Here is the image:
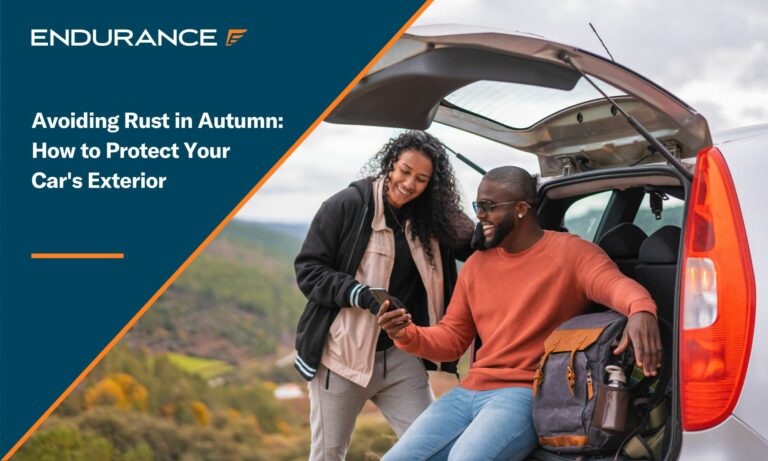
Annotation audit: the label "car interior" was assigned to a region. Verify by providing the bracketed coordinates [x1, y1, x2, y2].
[531, 165, 686, 460]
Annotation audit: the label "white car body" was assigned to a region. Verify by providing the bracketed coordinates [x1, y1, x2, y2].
[679, 126, 768, 460]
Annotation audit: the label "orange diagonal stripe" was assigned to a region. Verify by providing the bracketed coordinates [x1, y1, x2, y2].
[2, 3, 433, 460]
[31, 253, 124, 259]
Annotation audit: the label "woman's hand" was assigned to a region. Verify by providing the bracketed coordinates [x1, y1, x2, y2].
[377, 300, 412, 340]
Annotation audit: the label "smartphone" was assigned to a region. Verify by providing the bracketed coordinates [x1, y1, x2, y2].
[368, 288, 392, 306]
[368, 288, 407, 312]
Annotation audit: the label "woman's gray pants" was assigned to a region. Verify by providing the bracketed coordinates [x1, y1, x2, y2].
[308, 347, 434, 461]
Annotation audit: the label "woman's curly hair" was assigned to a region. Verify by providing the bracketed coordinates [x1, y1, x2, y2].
[363, 130, 473, 262]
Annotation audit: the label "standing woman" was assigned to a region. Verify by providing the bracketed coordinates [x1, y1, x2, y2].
[294, 130, 474, 461]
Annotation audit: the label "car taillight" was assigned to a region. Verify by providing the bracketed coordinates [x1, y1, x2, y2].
[680, 147, 756, 431]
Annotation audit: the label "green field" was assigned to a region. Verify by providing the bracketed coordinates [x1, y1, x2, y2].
[164, 352, 234, 379]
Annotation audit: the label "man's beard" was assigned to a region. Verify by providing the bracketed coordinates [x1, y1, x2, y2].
[485, 213, 515, 248]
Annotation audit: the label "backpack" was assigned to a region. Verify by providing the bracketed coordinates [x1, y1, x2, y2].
[532, 310, 640, 454]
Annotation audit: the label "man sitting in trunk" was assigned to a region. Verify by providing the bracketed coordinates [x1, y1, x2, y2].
[378, 166, 662, 461]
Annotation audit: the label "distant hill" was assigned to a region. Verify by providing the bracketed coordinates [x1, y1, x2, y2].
[222, 219, 306, 259]
[31, 219, 444, 461]
[125, 220, 307, 363]
[256, 221, 310, 241]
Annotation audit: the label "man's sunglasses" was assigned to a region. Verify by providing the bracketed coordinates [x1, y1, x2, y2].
[472, 200, 530, 214]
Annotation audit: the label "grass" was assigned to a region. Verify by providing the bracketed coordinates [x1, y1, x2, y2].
[164, 352, 234, 379]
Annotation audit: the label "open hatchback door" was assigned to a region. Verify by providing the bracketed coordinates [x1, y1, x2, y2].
[328, 25, 711, 178]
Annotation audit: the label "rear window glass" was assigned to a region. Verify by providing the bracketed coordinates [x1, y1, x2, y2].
[443, 77, 625, 129]
[633, 193, 684, 235]
[562, 191, 613, 241]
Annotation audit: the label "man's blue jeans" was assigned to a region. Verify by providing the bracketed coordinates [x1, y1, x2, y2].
[382, 386, 538, 461]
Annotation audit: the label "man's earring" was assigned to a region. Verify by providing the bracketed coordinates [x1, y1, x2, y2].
[518, 213, 524, 218]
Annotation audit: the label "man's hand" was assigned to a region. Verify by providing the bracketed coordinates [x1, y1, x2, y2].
[377, 300, 412, 340]
[613, 312, 663, 377]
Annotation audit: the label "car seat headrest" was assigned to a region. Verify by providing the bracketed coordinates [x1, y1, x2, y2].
[597, 223, 647, 257]
[639, 226, 681, 264]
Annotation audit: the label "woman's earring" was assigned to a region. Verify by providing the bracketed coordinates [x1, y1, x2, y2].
[518, 213, 524, 218]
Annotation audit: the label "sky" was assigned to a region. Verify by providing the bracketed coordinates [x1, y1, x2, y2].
[237, 0, 768, 224]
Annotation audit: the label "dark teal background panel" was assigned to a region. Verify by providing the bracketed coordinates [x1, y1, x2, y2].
[0, 0, 424, 454]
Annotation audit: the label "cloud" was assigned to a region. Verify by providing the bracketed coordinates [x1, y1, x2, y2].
[677, 42, 768, 129]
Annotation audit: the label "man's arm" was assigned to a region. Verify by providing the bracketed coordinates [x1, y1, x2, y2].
[377, 272, 477, 362]
[576, 242, 663, 376]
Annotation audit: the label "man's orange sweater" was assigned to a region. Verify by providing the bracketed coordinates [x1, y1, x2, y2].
[394, 231, 656, 391]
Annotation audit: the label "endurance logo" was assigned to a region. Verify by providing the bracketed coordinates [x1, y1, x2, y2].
[225, 29, 247, 46]
[30, 28, 248, 47]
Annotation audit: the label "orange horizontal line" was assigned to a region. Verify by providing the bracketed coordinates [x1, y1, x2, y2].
[31, 253, 124, 259]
